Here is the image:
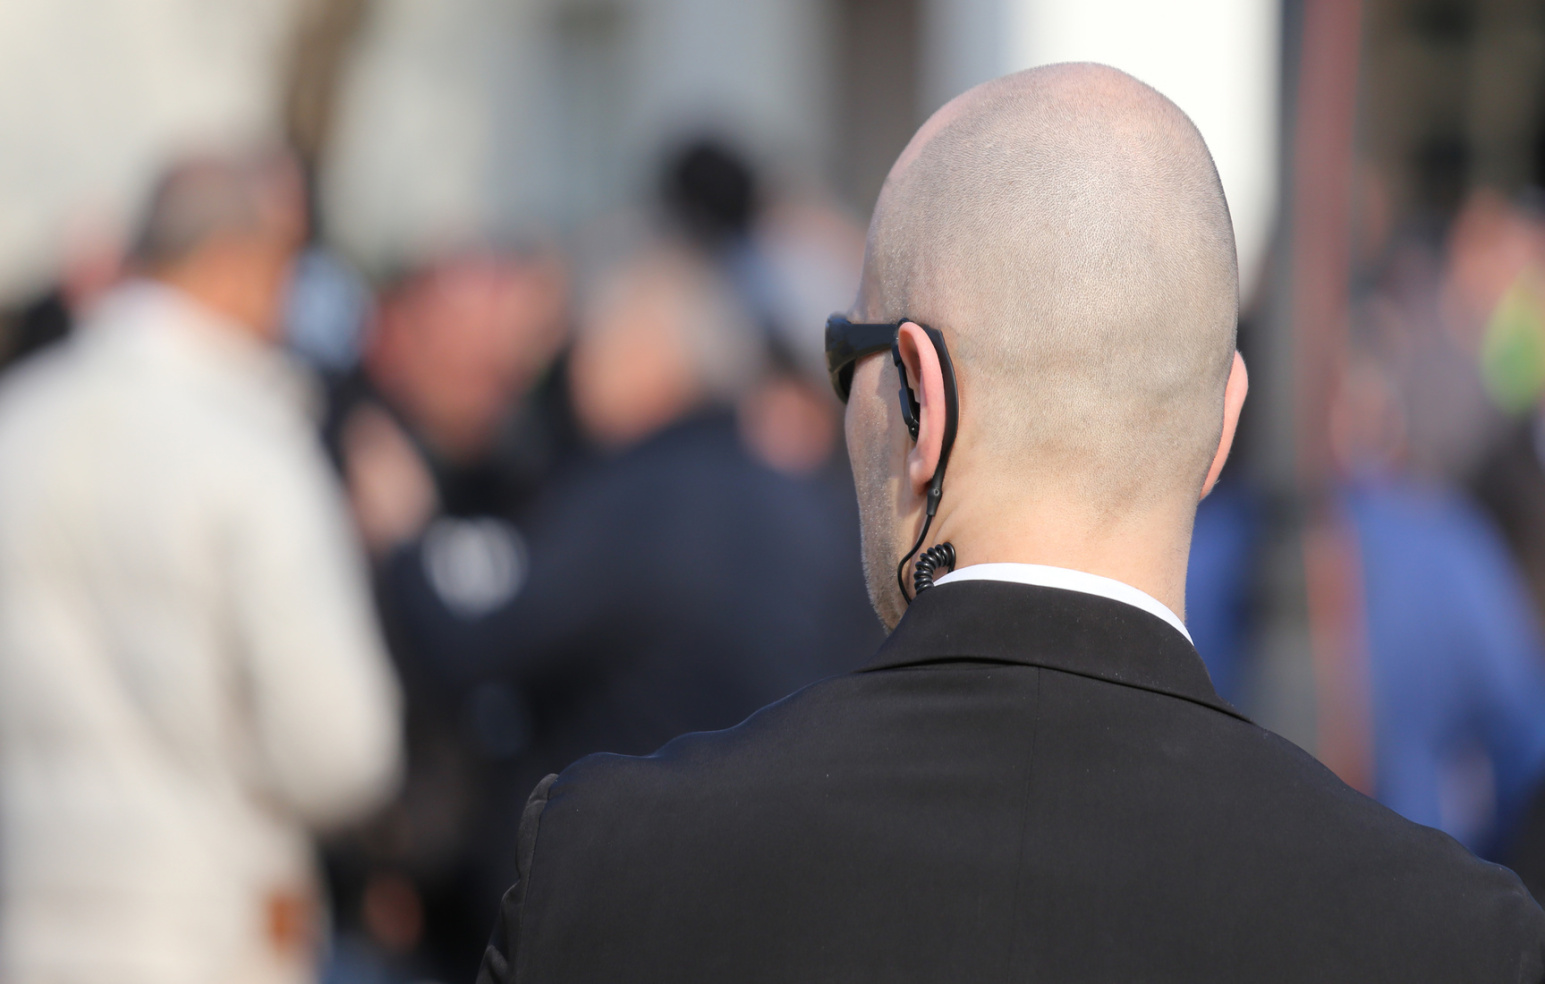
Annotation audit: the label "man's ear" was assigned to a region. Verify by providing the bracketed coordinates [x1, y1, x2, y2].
[896, 321, 947, 497]
[1201, 351, 1249, 499]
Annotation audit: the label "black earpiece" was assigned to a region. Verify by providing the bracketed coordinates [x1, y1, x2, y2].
[893, 345, 922, 441]
[893, 323, 959, 604]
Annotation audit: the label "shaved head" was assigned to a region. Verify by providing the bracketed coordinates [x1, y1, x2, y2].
[860, 63, 1237, 512]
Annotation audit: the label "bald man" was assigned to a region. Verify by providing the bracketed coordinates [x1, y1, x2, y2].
[476, 66, 1545, 983]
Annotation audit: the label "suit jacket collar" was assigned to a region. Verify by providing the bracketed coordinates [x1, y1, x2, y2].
[864, 580, 1248, 722]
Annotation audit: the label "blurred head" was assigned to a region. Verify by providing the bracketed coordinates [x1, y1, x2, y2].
[569, 245, 759, 449]
[1447, 188, 1545, 326]
[366, 250, 568, 462]
[845, 63, 1247, 627]
[660, 139, 759, 249]
[1329, 345, 1407, 479]
[130, 150, 305, 340]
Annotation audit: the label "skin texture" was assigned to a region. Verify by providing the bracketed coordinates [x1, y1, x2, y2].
[846, 64, 1249, 630]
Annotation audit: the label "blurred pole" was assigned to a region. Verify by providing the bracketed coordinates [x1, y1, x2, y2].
[833, 0, 923, 216]
[1293, 0, 1373, 792]
[283, 0, 372, 242]
[1254, 0, 1370, 781]
[285, 0, 372, 169]
[1289, 0, 1359, 489]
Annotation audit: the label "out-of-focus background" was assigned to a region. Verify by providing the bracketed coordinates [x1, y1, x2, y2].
[2, 1, 1545, 983]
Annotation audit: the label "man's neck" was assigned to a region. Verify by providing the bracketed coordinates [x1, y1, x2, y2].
[148, 250, 277, 344]
[932, 494, 1194, 621]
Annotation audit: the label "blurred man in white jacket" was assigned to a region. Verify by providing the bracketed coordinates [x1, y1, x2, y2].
[0, 152, 403, 984]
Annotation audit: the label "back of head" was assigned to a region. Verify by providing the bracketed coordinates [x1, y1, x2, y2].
[126, 150, 304, 340]
[570, 244, 759, 449]
[863, 63, 1238, 511]
[130, 151, 301, 274]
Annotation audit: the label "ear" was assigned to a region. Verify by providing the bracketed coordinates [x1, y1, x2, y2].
[895, 321, 947, 497]
[1201, 351, 1249, 499]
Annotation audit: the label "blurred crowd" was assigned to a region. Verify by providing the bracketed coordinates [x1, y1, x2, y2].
[4, 25, 1545, 984]
[1188, 184, 1545, 883]
[0, 140, 880, 984]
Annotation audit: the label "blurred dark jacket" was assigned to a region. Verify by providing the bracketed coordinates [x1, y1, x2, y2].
[478, 580, 1545, 984]
[385, 410, 880, 907]
[320, 365, 579, 982]
[1474, 414, 1545, 624]
[0, 288, 73, 371]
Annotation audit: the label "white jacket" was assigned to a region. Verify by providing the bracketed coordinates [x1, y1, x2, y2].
[0, 282, 402, 984]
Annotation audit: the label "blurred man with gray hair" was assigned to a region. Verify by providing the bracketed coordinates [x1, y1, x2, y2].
[0, 152, 402, 984]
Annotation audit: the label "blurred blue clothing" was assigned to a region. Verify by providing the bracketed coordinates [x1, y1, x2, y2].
[1349, 480, 1545, 857]
[1186, 479, 1545, 858]
[1185, 485, 1261, 706]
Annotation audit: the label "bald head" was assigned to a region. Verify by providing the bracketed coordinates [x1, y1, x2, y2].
[860, 63, 1238, 510]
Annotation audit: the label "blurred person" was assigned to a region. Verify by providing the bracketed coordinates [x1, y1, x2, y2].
[734, 198, 870, 477]
[1265, 344, 1545, 858]
[654, 137, 875, 714]
[660, 139, 759, 258]
[285, 244, 375, 375]
[1188, 274, 1545, 861]
[568, 247, 752, 449]
[478, 65, 1545, 983]
[1182, 479, 1262, 706]
[0, 151, 403, 984]
[1466, 192, 1545, 618]
[1449, 189, 1545, 418]
[320, 247, 573, 983]
[0, 217, 123, 372]
[1325, 351, 1545, 858]
[1362, 187, 1540, 488]
[736, 363, 842, 476]
[443, 241, 879, 923]
[667, 140, 859, 388]
[345, 249, 571, 504]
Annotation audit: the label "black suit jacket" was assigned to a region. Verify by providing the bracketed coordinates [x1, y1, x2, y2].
[478, 580, 1545, 982]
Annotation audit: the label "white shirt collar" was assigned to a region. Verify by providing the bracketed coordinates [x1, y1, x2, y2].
[934, 562, 1192, 644]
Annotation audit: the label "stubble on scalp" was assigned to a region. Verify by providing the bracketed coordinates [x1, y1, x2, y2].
[853, 406, 906, 629]
[860, 63, 1240, 518]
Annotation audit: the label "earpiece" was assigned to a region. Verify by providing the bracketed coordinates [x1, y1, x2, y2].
[892, 345, 921, 441]
[912, 542, 956, 595]
[893, 323, 959, 603]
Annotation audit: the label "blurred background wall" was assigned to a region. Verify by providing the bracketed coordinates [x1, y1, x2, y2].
[6, 1, 1545, 308]
[0, 0, 1281, 287]
[0, 0, 303, 301]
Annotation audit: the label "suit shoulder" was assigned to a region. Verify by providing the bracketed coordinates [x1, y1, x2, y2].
[1232, 720, 1545, 968]
[545, 669, 862, 814]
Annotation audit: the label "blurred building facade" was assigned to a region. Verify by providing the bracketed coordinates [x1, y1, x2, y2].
[0, 0, 303, 303]
[1362, 0, 1545, 223]
[319, 0, 1280, 287]
[0, 0, 1280, 302]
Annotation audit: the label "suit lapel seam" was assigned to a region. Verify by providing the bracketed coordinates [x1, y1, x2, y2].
[858, 656, 1250, 724]
[1006, 665, 1042, 975]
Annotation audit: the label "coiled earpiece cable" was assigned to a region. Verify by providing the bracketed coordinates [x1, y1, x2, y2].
[892, 323, 960, 604]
